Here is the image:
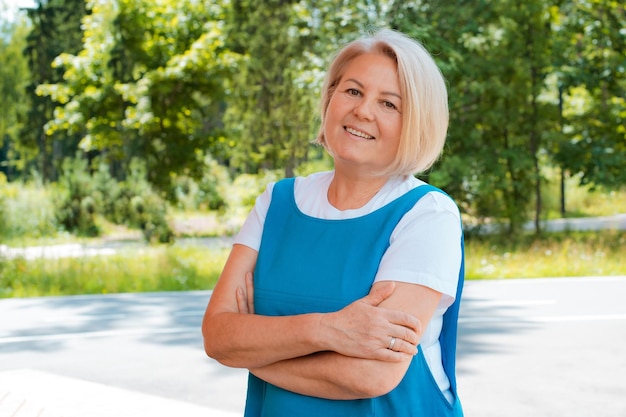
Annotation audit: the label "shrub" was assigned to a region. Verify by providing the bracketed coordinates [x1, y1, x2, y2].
[52, 156, 173, 243]
[54, 156, 100, 236]
[92, 160, 122, 218]
[217, 169, 281, 234]
[113, 159, 174, 244]
[170, 156, 229, 212]
[0, 173, 58, 240]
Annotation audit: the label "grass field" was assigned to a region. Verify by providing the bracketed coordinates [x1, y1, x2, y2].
[465, 231, 625, 279]
[1, 178, 625, 298]
[1, 230, 624, 298]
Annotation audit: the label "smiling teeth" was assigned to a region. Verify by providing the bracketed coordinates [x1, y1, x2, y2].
[346, 127, 374, 140]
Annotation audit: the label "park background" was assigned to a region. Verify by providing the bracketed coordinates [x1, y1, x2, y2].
[0, 0, 625, 298]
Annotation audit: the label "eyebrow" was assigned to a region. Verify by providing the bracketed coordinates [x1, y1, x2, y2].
[345, 78, 402, 100]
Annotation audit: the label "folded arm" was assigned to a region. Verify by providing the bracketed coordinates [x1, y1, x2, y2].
[202, 244, 421, 370]
[246, 280, 442, 399]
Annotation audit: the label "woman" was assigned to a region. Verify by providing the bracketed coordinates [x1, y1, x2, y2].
[202, 29, 464, 416]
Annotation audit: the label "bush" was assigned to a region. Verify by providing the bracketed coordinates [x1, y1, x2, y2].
[0, 173, 58, 240]
[53, 156, 173, 243]
[92, 161, 122, 218]
[54, 156, 100, 236]
[217, 169, 281, 233]
[170, 156, 229, 212]
[113, 159, 174, 244]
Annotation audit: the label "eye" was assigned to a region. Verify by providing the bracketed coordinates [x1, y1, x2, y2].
[346, 88, 361, 96]
[382, 100, 398, 111]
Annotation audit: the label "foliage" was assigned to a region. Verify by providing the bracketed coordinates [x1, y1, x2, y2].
[215, 169, 282, 234]
[54, 156, 100, 236]
[113, 159, 174, 243]
[540, 170, 626, 218]
[0, 245, 228, 297]
[466, 231, 626, 279]
[53, 155, 174, 242]
[0, 173, 58, 240]
[394, 1, 562, 234]
[1, 230, 625, 297]
[36, 0, 240, 193]
[224, 0, 389, 176]
[169, 155, 229, 211]
[20, 0, 87, 181]
[551, 0, 626, 190]
[0, 13, 30, 180]
[0, 0, 624, 238]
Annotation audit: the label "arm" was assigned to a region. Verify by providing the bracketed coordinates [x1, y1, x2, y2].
[244, 281, 442, 399]
[202, 244, 321, 368]
[202, 244, 421, 369]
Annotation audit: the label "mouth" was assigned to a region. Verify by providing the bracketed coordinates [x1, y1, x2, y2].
[345, 126, 375, 140]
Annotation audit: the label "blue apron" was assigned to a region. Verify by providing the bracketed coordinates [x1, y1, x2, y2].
[244, 178, 464, 416]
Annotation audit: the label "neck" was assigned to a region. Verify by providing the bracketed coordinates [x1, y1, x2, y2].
[327, 170, 390, 211]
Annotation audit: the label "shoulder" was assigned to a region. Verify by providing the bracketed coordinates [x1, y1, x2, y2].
[414, 189, 461, 222]
[385, 176, 460, 221]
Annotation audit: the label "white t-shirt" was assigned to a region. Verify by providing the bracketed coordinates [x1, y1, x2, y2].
[234, 171, 462, 402]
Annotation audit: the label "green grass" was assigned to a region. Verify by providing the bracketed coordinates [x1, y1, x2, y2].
[465, 231, 626, 279]
[0, 246, 229, 298]
[1, 231, 624, 298]
[1, 175, 625, 298]
[541, 172, 626, 219]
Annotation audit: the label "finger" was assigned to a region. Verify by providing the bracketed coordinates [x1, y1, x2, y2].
[361, 281, 396, 307]
[245, 272, 255, 314]
[389, 337, 418, 356]
[374, 346, 414, 363]
[388, 311, 422, 337]
[236, 287, 248, 314]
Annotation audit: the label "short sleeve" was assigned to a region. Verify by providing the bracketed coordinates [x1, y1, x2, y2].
[374, 191, 462, 309]
[233, 183, 275, 252]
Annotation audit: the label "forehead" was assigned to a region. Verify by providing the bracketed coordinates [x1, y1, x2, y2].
[340, 53, 400, 90]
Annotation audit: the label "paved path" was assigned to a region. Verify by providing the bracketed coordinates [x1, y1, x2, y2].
[1, 277, 626, 416]
[0, 369, 239, 417]
[457, 276, 626, 416]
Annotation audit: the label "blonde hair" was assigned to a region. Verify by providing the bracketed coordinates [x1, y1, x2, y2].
[315, 29, 449, 176]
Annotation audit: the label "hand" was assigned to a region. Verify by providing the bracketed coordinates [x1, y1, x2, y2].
[320, 281, 421, 362]
[236, 271, 255, 314]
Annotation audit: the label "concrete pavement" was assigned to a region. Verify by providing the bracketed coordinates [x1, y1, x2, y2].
[1, 277, 626, 416]
[0, 369, 239, 417]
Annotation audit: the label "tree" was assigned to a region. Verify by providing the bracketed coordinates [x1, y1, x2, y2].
[552, 0, 626, 191]
[21, 0, 87, 181]
[390, 0, 560, 234]
[38, 0, 240, 191]
[0, 12, 30, 179]
[224, 0, 389, 176]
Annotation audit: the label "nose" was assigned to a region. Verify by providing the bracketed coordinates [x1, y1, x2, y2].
[353, 98, 375, 121]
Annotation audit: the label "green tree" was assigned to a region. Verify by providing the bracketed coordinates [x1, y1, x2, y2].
[225, 0, 320, 176]
[38, 0, 239, 192]
[391, 0, 561, 234]
[0, 12, 30, 179]
[552, 0, 626, 191]
[21, 0, 87, 181]
[224, 0, 388, 176]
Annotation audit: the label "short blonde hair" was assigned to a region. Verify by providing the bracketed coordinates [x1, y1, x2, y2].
[315, 29, 449, 176]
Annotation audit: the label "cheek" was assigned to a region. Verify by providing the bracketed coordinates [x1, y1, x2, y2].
[383, 117, 402, 140]
[324, 103, 346, 137]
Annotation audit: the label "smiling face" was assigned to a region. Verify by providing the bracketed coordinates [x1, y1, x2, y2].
[323, 52, 403, 177]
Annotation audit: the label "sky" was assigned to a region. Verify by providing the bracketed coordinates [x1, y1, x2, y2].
[1, 0, 36, 22]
